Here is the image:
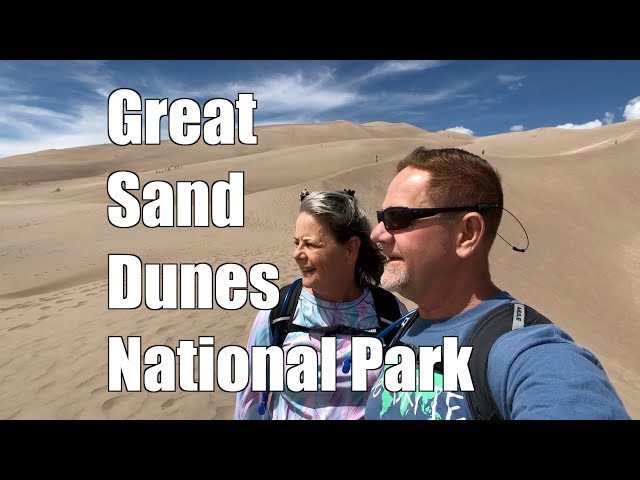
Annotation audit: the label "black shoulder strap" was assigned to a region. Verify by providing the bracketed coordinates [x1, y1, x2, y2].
[268, 282, 403, 347]
[370, 286, 405, 345]
[466, 303, 553, 420]
[370, 286, 402, 327]
[268, 279, 303, 347]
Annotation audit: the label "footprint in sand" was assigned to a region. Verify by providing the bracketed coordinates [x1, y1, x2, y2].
[155, 324, 178, 335]
[8, 322, 35, 331]
[36, 381, 56, 395]
[135, 316, 155, 325]
[91, 386, 104, 396]
[75, 373, 103, 391]
[32, 360, 58, 382]
[101, 395, 126, 414]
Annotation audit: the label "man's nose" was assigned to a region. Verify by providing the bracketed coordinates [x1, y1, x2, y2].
[371, 220, 392, 244]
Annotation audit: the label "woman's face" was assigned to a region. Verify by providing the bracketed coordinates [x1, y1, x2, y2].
[293, 212, 357, 301]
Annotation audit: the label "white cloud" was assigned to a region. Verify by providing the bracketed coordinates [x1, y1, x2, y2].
[217, 70, 472, 121]
[510, 124, 525, 132]
[3, 104, 75, 122]
[556, 120, 603, 129]
[220, 68, 359, 115]
[498, 74, 526, 92]
[0, 77, 20, 93]
[370, 81, 474, 109]
[0, 102, 108, 158]
[0, 61, 121, 158]
[359, 61, 447, 81]
[0, 67, 361, 157]
[497, 74, 526, 84]
[446, 126, 475, 136]
[623, 96, 640, 121]
[64, 61, 115, 98]
[603, 112, 615, 124]
[0, 61, 468, 158]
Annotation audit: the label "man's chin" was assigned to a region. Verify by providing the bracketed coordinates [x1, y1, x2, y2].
[380, 276, 404, 293]
[380, 263, 408, 291]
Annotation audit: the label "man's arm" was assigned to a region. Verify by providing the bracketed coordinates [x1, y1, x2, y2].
[488, 324, 631, 420]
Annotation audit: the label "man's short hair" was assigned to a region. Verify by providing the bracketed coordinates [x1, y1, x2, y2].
[396, 147, 504, 249]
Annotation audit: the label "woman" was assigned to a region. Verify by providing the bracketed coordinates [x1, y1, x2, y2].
[234, 190, 408, 419]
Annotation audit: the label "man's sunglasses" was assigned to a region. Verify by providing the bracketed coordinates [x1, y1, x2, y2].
[376, 204, 502, 231]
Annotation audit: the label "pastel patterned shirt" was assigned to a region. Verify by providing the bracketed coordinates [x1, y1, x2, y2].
[235, 287, 408, 420]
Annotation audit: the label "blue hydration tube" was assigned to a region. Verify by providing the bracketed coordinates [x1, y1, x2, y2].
[258, 390, 268, 416]
[342, 309, 417, 374]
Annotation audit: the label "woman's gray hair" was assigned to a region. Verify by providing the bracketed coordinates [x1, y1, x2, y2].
[300, 190, 385, 288]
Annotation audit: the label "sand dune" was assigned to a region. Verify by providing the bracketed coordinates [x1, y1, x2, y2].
[1, 120, 638, 419]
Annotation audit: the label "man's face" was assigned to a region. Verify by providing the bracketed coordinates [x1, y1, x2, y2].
[371, 166, 458, 302]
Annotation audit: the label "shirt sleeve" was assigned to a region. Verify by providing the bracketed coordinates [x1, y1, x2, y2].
[488, 324, 631, 419]
[234, 309, 272, 420]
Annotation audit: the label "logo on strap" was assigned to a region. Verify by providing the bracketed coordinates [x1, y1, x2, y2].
[511, 303, 525, 330]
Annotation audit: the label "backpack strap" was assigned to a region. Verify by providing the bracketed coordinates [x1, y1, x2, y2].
[259, 278, 304, 415]
[466, 303, 553, 420]
[384, 307, 420, 350]
[370, 286, 405, 345]
[270, 282, 403, 346]
[268, 279, 303, 347]
[370, 286, 401, 327]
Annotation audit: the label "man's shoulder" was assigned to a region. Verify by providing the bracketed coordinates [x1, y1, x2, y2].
[487, 317, 584, 381]
[480, 302, 575, 379]
[491, 321, 569, 353]
[484, 314, 630, 419]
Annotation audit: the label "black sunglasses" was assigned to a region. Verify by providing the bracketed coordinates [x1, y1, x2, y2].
[376, 204, 502, 231]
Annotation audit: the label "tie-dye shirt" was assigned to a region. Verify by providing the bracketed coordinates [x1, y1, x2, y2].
[234, 286, 408, 420]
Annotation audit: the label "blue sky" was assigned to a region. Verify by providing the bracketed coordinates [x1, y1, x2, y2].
[1, 60, 639, 158]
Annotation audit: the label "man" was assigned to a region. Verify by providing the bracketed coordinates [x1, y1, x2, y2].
[364, 147, 630, 420]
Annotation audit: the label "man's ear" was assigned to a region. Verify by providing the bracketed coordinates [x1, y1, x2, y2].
[456, 212, 485, 258]
[345, 235, 361, 264]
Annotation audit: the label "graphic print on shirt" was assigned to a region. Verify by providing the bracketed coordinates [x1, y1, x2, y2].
[369, 366, 469, 420]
